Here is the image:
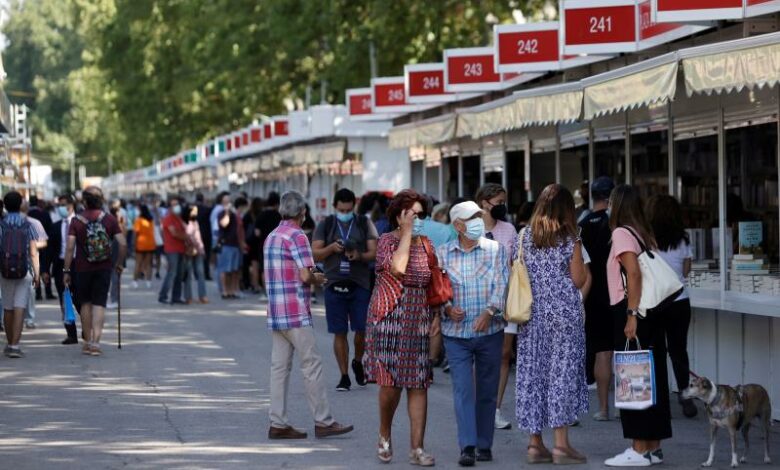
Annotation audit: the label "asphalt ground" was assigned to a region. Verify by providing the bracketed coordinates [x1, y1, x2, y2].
[0, 264, 777, 469]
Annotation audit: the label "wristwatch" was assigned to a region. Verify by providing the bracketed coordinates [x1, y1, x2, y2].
[486, 306, 501, 317]
[626, 308, 639, 317]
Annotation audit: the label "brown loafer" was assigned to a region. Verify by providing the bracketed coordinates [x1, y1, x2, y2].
[315, 421, 354, 438]
[268, 425, 307, 440]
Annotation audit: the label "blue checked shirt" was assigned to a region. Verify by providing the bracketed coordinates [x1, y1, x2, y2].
[437, 237, 509, 339]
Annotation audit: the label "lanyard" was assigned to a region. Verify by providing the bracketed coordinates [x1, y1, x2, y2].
[337, 218, 354, 241]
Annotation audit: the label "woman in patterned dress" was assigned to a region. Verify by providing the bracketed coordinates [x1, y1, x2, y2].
[364, 189, 439, 466]
[515, 184, 589, 465]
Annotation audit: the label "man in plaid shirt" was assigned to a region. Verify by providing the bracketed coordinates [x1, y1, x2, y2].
[436, 201, 509, 466]
[263, 190, 353, 440]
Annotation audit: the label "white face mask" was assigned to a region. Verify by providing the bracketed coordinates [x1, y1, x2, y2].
[464, 218, 485, 241]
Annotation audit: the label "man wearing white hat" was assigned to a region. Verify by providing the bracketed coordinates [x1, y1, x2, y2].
[436, 201, 509, 466]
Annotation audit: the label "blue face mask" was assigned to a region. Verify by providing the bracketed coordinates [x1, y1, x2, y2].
[464, 218, 485, 241]
[336, 212, 354, 223]
[172, 205, 182, 216]
[412, 217, 424, 236]
[57, 206, 69, 218]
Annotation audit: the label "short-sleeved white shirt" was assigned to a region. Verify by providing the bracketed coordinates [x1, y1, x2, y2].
[657, 240, 693, 300]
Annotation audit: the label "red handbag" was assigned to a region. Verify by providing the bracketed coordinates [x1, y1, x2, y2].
[421, 237, 452, 307]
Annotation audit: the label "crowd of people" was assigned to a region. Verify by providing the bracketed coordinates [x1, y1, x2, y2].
[0, 180, 698, 467]
[262, 181, 697, 468]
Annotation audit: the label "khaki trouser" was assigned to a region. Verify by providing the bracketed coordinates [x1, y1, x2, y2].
[269, 327, 334, 428]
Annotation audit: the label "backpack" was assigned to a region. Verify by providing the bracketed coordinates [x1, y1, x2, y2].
[76, 212, 112, 263]
[0, 219, 30, 279]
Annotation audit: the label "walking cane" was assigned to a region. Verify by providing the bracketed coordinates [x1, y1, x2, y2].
[117, 273, 122, 350]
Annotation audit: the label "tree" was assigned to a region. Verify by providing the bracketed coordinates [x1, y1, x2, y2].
[3, 0, 549, 173]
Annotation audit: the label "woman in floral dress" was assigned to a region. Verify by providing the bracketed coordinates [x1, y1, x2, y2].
[515, 184, 589, 465]
[364, 189, 439, 467]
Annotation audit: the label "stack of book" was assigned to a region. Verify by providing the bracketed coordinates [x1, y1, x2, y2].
[730, 254, 769, 276]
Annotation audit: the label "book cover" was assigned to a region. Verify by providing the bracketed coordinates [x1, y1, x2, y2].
[738, 221, 763, 255]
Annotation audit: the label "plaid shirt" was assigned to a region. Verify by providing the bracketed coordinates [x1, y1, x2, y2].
[263, 220, 315, 331]
[437, 237, 509, 339]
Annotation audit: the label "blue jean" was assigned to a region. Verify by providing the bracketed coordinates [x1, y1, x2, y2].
[444, 331, 503, 450]
[183, 255, 207, 300]
[158, 252, 184, 302]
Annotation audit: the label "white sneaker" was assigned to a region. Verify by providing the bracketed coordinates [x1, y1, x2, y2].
[605, 448, 652, 467]
[132, 281, 139, 289]
[648, 449, 663, 465]
[494, 409, 511, 430]
[106, 302, 118, 309]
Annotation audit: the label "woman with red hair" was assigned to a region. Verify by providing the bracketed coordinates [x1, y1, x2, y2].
[364, 189, 439, 466]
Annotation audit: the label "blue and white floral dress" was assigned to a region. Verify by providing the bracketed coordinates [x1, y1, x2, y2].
[515, 229, 588, 434]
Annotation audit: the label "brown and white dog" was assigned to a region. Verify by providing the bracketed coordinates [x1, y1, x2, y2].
[682, 376, 772, 468]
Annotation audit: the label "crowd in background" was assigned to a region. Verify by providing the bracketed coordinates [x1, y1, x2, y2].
[0, 180, 699, 467]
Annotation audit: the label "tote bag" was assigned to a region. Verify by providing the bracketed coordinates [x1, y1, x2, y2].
[505, 228, 532, 324]
[614, 339, 656, 410]
[620, 227, 684, 319]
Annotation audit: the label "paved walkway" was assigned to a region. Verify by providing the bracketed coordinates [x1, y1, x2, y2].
[0, 269, 777, 469]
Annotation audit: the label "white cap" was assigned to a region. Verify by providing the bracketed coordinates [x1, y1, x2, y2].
[449, 201, 483, 223]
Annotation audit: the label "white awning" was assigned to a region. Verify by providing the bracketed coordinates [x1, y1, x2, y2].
[456, 82, 583, 138]
[583, 52, 679, 120]
[681, 31, 780, 96]
[388, 114, 456, 149]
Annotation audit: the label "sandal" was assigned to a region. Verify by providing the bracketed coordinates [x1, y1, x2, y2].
[377, 435, 392, 463]
[409, 448, 435, 467]
[527, 445, 553, 464]
[552, 447, 587, 465]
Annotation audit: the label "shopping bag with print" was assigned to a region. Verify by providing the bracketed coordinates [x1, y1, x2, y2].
[614, 339, 656, 410]
[63, 287, 77, 325]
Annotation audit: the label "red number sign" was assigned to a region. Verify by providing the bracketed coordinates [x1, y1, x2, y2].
[374, 82, 406, 107]
[264, 123, 272, 139]
[565, 5, 635, 46]
[274, 120, 289, 136]
[233, 135, 241, 149]
[408, 69, 446, 96]
[348, 93, 372, 115]
[250, 129, 261, 143]
[496, 28, 559, 67]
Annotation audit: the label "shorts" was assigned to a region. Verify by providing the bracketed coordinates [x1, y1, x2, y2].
[324, 283, 370, 334]
[0, 275, 31, 310]
[217, 246, 241, 273]
[74, 269, 111, 307]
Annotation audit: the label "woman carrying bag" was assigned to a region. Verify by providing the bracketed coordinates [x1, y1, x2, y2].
[513, 184, 589, 465]
[363, 189, 440, 467]
[604, 185, 672, 467]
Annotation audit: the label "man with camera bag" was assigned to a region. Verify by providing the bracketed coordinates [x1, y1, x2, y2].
[312, 188, 378, 392]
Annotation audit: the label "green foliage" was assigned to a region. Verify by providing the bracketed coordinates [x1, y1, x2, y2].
[3, 0, 548, 173]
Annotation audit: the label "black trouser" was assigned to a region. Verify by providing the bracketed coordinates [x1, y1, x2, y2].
[53, 258, 81, 340]
[659, 298, 692, 392]
[203, 242, 212, 280]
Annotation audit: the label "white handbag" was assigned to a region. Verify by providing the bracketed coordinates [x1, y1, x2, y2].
[620, 227, 684, 318]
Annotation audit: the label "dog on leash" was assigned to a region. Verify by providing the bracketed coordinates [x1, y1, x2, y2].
[682, 376, 772, 468]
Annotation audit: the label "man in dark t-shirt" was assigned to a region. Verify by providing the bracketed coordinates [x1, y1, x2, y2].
[256, 192, 282, 296]
[311, 188, 378, 391]
[578, 176, 615, 421]
[64, 186, 126, 357]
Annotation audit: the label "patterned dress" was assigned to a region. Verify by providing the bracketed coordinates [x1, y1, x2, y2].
[515, 229, 588, 434]
[364, 233, 432, 389]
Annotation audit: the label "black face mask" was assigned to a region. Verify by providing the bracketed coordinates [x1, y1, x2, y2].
[490, 204, 507, 221]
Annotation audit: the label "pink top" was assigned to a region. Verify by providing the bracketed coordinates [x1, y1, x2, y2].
[186, 220, 205, 256]
[486, 219, 517, 263]
[607, 227, 643, 306]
